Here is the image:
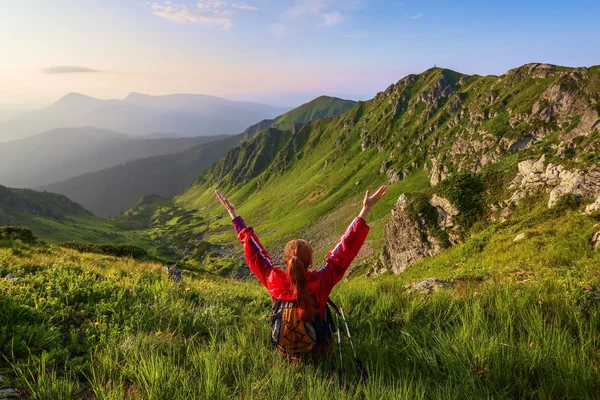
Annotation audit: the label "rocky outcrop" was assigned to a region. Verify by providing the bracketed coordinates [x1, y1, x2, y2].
[592, 227, 600, 250]
[429, 157, 449, 186]
[584, 196, 600, 215]
[530, 71, 600, 140]
[386, 168, 404, 184]
[379, 160, 404, 183]
[429, 194, 460, 244]
[378, 193, 461, 275]
[507, 155, 600, 208]
[378, 195, 444, 274]
[360, 127, 371, 151]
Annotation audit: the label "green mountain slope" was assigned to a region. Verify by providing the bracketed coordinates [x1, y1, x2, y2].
[271, 96, 356, 129]
[41, 96, 356, 218]
[144, 63, 600, 270]
[0, 184, 151, 246]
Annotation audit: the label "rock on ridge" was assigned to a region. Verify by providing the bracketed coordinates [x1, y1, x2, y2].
[377, 195, 444, 275]
[584, 196, 600, 215]
[507, 155, 600, 209]
[592, 227, 600, 250]
[429, 194, 460, 244]
[377, 193, 460, 275]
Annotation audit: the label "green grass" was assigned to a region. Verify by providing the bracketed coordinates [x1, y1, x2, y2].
[30, 215, 149, 244]
[1, 231, 599, 399]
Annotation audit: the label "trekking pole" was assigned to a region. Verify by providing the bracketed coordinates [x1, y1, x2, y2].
[339, 307, 357, 358]
[335, 316, 345, 387]
[339, 306, 369, 383]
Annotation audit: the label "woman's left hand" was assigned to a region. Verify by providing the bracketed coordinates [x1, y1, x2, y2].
[359, 185, 387, 220]
[215, 190, 239, 219]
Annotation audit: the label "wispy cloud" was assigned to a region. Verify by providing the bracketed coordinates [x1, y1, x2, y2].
[232, 2, 258, 11]
[321, 12, 343, 27]
[41, 66, 101, 74]
[149, 1, 257, 29]
[277, 0, 360, 31]
[406, 13, 423, 20]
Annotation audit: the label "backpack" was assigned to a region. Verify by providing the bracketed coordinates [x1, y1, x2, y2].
[270, 298, 334, 353]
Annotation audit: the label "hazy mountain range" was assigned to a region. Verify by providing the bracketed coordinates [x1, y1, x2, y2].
[0, 92, 288, 142]
[0, 127, 228, 188]
[39, 96, 356, 217]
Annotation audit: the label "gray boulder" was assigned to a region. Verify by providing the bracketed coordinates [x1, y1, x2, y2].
[379, 194, 444, 274]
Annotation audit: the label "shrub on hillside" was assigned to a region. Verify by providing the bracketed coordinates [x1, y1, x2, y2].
[436, 172, 485, 229]
[0, 226, 37, 244]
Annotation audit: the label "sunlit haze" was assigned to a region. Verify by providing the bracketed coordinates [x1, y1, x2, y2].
[1, 0, 599, 107]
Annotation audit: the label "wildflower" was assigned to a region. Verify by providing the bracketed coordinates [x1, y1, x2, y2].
[39, 298, 45, 302]
[538, 300, 543, 305]
[584, 285, 593, 292]
[185, 287, 191, 292]
[155, 331, 162, 337]
[94, 321, 100, 327]
[579, 281, 586, 286]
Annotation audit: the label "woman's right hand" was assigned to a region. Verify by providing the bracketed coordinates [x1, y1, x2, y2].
[215, 190, 239, 219]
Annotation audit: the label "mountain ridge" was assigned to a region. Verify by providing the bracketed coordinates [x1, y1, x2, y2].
[0, 127, 229, 188]
[0, 92, 288, 142]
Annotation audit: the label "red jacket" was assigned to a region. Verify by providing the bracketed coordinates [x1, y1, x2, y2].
[233, 216, 370, 318]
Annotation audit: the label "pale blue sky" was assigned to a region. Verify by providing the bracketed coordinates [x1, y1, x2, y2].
[1, 0, 599, 106]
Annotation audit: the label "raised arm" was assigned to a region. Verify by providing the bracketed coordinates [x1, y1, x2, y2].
[216, 190, 274, 288]
[319, 185, 387, 288]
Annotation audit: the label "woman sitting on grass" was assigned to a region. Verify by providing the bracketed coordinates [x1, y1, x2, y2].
[215, 186, 387, 356]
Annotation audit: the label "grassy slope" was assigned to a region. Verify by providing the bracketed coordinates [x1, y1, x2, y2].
[1, 198, 599, 399]
[272, 96, 356, 129]
[158, 119, 426, 267]
[0, 185, 152, 249]
[24, 215, 152, 248]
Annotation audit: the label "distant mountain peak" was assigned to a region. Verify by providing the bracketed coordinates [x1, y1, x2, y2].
[123, 92, 149, 101]
[123, 92, 221, 102]
[55, 92, 96, 104]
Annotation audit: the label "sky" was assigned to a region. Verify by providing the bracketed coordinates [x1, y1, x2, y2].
[1, 0, 599, 108]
